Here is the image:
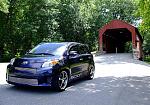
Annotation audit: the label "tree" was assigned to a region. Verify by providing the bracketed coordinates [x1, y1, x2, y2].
[0, 0, 9, 61]
[17, 0, 59, 53]
[58, 0, 86, 42]
[3, 0, 60, 60]
[137, 0, 150, 55]
[0, 0, 9, 13]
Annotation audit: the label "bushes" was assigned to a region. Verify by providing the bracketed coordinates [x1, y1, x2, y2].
[144, 55, 150, 63]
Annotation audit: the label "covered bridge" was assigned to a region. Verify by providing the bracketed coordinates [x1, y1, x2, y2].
[99, 20, 143, 60]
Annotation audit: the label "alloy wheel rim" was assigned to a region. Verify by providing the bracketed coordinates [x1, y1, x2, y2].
[90, 67, 95, 78]
[58, 71, 68, 90]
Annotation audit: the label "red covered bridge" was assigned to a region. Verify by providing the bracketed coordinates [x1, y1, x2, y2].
[99, 20, 143, 60]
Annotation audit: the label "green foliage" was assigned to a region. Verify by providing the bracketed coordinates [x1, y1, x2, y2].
[142, 31, 150, 55]
[137, 0, 150, 55]
[15, 52, 21, 58]
[138, 0, 150, 29]
[0, 0, 9, 13]
[144, 55, 150, 64]
[125, 41, 132, 53]
[0, 0, 140, 62]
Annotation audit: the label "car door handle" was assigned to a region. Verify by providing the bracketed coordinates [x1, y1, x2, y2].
[80, 58, 83, 61]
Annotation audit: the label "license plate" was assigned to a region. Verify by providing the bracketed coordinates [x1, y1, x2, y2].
[8, 76, 38, 86]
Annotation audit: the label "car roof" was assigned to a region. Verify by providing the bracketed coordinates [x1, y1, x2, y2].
[39, 42, 82, 47]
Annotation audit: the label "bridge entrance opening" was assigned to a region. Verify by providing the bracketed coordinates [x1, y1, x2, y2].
[103, 28, 132, 53]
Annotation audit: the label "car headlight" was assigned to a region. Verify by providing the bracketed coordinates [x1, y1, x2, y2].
[10, 58, 15, 65]
[42, 60, 59, 68]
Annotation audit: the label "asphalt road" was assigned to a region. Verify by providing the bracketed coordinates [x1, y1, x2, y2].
[0, 53, 150, 105]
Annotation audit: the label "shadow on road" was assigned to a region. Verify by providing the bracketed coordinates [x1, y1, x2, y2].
[1, 76, 150, 105]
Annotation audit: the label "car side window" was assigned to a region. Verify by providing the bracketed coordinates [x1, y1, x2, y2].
[69, 45, 79, 54]
[79, 45, 90, 54]
[84, 45, 90, 54]
[79, 45, 84, 54]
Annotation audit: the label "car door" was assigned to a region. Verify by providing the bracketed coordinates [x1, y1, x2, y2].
[78, 45, 91, 75]
[68, 44, 83, 79]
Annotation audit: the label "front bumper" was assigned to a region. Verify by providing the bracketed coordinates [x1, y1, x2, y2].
[6, 66, 53, 86]
[7, 76, 39, 86]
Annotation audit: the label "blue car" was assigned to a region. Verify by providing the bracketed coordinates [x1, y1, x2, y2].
[6, 42, 95, 91]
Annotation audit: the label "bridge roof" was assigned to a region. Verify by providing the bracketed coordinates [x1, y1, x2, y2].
[99, 20, 143, 42]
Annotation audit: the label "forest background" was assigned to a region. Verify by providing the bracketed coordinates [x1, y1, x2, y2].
[0, 0, 149, 62]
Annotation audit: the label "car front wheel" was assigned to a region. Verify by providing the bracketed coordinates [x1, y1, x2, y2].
[52, 70, 69, 91]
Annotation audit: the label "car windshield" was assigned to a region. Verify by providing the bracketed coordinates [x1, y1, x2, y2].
[28, 43, 67, 56]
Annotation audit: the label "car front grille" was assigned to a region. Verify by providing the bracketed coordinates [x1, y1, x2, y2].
[15, 67, 37, 74]
[8, 76, 38, 86]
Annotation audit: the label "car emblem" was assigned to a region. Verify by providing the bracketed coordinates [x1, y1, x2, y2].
[22, 61, 28, 65]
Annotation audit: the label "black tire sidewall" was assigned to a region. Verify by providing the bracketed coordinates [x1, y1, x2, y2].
[51, 70, 68, 91]
[87, 65, 95, 80]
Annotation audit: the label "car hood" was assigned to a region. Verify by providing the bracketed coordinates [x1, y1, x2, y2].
[13, 55, 61, 68]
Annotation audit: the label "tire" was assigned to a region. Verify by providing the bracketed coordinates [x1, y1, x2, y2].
[86, 65, 95, 80]
[52, 70, 69, 91]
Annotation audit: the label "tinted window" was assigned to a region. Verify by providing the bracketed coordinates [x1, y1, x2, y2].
[69, 45, 79, 54]
[79, 45, 90, 54]
[29, 43, 67, 56]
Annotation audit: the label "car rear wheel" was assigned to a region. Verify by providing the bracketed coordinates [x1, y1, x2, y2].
[86, 65, 95, 80]
[52, 70, 69, 91]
